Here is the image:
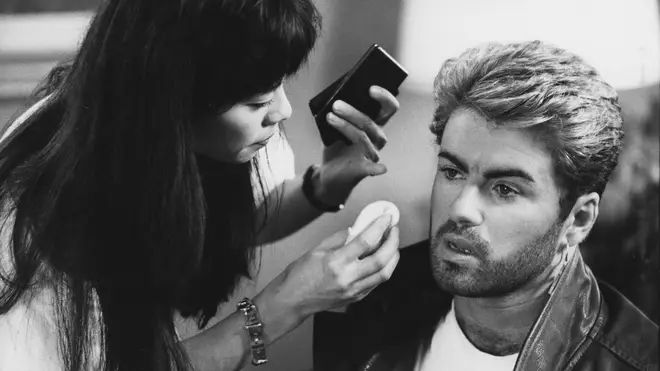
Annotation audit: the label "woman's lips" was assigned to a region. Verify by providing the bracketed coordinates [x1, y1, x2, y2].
[255, 133, 276, 146]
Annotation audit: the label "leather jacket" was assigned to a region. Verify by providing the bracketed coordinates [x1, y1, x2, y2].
[329, 240, 658, 371]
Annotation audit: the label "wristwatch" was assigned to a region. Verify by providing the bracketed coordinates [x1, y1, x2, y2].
[237, 298, 268, 366]
[302, 164, 345, 213]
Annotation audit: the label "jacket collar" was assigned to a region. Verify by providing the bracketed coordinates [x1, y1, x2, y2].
[513, 247, 606, 370]
[364, 246, 607, 371]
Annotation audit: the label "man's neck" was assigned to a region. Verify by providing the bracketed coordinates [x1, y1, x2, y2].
[453, 290, 549, 356]
[452, 249, 573, 356]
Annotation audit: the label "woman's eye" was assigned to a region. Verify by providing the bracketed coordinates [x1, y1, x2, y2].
[249, 100, 273, 109]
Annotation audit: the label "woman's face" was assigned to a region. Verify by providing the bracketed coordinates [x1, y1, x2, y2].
[193, 84, 292, 163]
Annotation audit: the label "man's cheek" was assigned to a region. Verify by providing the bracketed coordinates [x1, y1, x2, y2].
[430, 209, 449, 238]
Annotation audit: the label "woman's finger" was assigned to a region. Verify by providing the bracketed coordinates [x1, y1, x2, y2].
[344, 144, 388, 177]
[369, 85, 400, 126]
[352, 225, 400, 281]
[338, 214, 394, 263]
[327, 112, 380, 162]
[352, 286, 376, 303]
[331, 100, 387, 150]
[360, 160, 387, 177]
[351, 249, 400, 295]
[316, 228, 352, 252]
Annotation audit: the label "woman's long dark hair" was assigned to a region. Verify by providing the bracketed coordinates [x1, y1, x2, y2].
[0, 0, 320, 370]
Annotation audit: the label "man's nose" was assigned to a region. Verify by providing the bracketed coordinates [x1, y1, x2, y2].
[448, 184, 484, 228]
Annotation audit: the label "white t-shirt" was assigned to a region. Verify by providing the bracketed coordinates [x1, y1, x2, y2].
[0, 96, 296, 370]
[417, 301, 519, 371]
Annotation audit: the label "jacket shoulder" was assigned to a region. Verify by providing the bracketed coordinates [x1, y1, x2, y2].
[590, 281, 658, 370]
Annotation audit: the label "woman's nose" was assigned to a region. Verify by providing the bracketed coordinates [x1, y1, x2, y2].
[268, 86, 292, 124]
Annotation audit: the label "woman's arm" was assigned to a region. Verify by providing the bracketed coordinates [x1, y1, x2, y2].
[255, 174, 323, 245]
[181, 291, 300, 371]
[183, 217, 400, 371]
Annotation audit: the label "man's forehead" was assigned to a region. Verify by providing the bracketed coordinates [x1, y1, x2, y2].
[440, 109, 554, 181]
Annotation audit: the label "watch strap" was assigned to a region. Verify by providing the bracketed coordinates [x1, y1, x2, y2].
[302, 164, 344, 213]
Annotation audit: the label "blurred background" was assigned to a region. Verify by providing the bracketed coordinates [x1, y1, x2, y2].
[1, 1, 658, 370]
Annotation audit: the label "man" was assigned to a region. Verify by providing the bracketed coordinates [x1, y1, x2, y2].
[349, 41, 658, 371]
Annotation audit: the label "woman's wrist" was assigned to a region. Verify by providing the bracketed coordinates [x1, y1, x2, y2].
[303, 164, 346, 211]
[251, 288, 306, 347]
[236, 298, 268, 365]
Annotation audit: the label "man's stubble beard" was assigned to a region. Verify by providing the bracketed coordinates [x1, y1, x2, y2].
[430, 219, 563, 298]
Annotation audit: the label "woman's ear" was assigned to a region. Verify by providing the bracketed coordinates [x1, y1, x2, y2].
[565, 192, 600, 247]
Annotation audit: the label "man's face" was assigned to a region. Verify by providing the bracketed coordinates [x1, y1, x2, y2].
[430, 108, 565, 297]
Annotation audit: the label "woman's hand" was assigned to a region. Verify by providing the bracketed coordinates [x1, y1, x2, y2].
[315, 86, 400, 206]
[255, 213, 400, 332]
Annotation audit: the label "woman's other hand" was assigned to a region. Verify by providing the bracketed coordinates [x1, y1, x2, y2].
[316, 86, 400, 206]
[254, 213, 400, 334]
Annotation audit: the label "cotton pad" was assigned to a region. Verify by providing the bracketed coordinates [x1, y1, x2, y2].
[346, 200, 400, 244]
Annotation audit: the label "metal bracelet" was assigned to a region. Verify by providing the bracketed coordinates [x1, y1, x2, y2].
[237, 298, 268, 366]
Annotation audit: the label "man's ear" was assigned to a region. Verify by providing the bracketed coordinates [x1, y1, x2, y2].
[564, 192, 600, 247]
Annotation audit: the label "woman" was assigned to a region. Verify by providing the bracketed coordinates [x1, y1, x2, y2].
[0, 0, 401, 370]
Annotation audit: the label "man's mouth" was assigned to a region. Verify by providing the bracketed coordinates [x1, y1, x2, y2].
[444, 233, 477, 256]
[448, 241, 471, 254]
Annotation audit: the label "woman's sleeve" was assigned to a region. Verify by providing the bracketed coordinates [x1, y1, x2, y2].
[0, 212, 65, 371]
[0, 294, 65, 371]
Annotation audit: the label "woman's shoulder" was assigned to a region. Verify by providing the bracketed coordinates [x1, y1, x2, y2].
[0, 281, 62, 370]
[0, 94, 54, 145]
[0, 205, 17, 282]
[0, 210, 102, 370]
[0, 218, 63, 369]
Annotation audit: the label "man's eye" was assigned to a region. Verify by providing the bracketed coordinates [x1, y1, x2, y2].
[493, 184, 519, 199]
[440, 167, 463, 180]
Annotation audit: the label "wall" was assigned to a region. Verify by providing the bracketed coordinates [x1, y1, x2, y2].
[0, 0, 101, 13]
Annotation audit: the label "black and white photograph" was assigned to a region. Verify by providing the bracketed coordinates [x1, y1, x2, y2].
[0, 1, 658, 370]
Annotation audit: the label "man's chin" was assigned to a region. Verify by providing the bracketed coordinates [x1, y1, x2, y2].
[433, 263, 473, 294]
[434, 270, 527, 298]
[436, 280, 492, 298]
[432, 263, 492, 297]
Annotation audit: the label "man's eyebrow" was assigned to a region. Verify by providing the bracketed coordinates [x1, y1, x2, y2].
[438, 150, 468, 172]
[483, 168, 536, 184]
[438, 149, 536, 184]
